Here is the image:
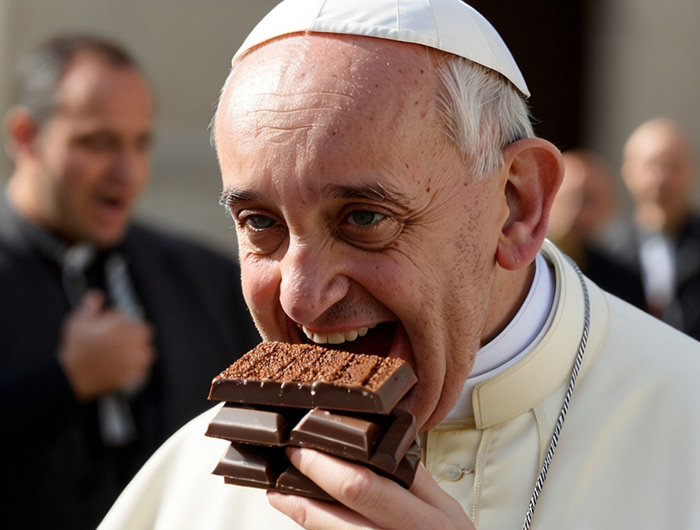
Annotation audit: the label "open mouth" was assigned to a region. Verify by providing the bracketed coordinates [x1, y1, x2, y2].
[300, 322, 397, 357]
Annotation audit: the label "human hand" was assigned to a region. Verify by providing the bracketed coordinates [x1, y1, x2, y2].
[267, 447, 475, 530]
[58, 290, 156, 401]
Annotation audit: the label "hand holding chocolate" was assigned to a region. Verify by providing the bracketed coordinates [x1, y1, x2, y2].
[205, 341, 420, 501]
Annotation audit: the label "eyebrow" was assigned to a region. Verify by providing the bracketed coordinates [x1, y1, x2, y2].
[219, 187, 256, 209]
[219, 182, 410, 209]
[322, 183, 409, 204]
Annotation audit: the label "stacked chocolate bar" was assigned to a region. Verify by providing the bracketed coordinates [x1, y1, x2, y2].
[205, 341, 420, 501]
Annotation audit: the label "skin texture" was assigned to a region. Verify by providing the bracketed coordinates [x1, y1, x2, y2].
[622, 118, 697, 235]
[4, 52, 156, 400]
[216, 34, 562, 529]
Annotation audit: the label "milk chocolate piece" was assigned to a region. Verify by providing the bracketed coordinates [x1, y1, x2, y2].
[205, 404, 299, 446]
[213, 444, 283, 487]
[288, 408, 385, 461]
[390, 441, 422, 488]
[208, 342, 417, 413]
[369, 408, 417, 474]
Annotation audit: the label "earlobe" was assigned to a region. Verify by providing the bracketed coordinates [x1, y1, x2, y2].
[497, 138, 563, 271]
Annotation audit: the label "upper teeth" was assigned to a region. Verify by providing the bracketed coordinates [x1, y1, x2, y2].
[302, 325, 371, 345]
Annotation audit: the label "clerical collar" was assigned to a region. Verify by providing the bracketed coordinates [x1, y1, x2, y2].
[446, 252, 556, 419]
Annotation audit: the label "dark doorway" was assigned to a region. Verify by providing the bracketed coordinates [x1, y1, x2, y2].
[466, 1, 587, 151]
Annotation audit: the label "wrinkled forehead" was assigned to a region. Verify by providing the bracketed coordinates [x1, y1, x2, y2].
[234, 33, 434, 93]
[218, 34, 439, 140]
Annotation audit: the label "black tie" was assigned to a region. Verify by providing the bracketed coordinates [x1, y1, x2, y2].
[63, 245, 145, 446]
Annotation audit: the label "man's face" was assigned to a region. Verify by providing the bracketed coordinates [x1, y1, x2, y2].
[33, 53, 153, 247]
[216, 36, 510, 431]
[623, 123, 696, 218]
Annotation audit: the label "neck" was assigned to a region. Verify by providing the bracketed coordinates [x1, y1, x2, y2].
[481, 261, 537, 347]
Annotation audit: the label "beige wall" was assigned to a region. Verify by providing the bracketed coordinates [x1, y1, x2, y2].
[2, 0, 700, 251]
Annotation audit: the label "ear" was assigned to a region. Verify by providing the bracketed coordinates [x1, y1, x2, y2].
[4, 107, 40, 162]
[497, 138, 563, 270]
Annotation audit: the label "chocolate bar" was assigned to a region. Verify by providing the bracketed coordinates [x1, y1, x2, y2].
[212, 437, 420, 495]
[208, 342, 417, 414]
[206, 342, 420, 501]
[207, 404, 416, 475]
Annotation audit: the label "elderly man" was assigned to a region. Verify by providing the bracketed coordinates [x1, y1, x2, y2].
[98, 1, 700, 529]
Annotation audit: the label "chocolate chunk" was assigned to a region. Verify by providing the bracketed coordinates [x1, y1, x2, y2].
[369, 408, 417, 474]
[206, 404, 298, 446]
[288, 408, 385, 461]
[213, 444, 284, 487]
[390, 441, 422, 488]
[208, 342, 417, 414]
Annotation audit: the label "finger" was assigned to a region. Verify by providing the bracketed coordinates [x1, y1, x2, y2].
[285, 447, 458, 530]
[267, 491, 374, 530]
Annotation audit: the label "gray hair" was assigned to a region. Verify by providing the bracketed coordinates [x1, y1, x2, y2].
[14, 33, 141, 125]
[435, 56, 534, 178]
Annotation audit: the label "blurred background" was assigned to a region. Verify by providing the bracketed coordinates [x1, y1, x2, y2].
[1, 0, 699, 253]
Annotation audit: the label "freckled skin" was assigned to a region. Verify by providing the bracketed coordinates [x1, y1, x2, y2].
[215, 34, 527, 432]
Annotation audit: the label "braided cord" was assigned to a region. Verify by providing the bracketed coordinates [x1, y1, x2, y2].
[521, 258, 590, 530]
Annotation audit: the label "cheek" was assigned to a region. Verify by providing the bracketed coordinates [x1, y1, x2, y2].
[240, 259, 280, 316]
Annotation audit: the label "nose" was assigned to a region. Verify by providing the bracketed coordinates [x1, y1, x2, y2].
[111, 145, 150, 183]
[278, 238, 350, 325]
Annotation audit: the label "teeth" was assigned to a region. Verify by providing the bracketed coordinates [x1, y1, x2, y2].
[302, 325, 372, 345]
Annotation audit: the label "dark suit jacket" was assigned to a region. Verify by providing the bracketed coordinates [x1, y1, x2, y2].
[0, 193, 259, 529]
[603, 214, 700, 341]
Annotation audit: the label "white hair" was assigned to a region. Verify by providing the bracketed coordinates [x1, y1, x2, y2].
[435, 56, 534, 178]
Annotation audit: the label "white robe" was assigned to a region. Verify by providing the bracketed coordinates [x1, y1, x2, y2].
[98, 241, 700, 529]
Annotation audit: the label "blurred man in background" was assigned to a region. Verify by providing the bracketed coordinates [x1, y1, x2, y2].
[0, 34, 258, 529]
[605, 118, 700, 339]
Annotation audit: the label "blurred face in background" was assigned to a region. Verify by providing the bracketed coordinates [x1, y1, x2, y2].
[622, 119, 696, 232]
[17, 52, 154, 248]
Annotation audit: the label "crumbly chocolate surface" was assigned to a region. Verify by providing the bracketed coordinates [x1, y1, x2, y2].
[208, 342, 417, 414]
[218, 342, 406, 389]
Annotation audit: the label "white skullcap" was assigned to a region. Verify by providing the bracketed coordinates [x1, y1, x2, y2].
[232, 0, 529, 97]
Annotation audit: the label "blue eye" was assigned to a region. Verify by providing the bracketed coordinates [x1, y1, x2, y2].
[246, 214, 276, 230]
[350, 210, 384, 227]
